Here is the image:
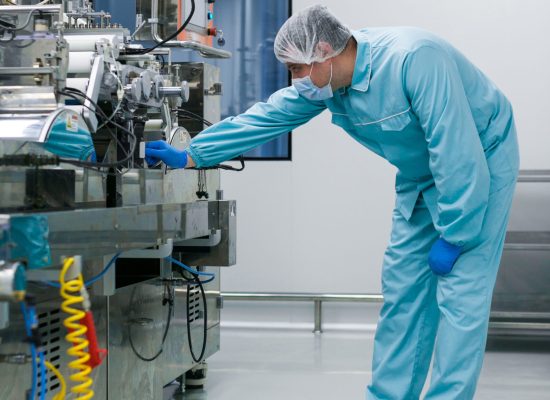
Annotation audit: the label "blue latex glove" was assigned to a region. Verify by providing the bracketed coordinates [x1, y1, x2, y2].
[145, 140, 188, 168]
[428, 238, 462, 276]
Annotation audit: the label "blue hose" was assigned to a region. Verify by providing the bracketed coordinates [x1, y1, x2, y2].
[167, 257, 216, 281]
[20, 302, 37, 400]
[42, 253, 120, 288]
[27, 305, 46, 400]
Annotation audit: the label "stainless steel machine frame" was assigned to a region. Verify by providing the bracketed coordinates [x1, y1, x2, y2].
[0, 1, 236, 399]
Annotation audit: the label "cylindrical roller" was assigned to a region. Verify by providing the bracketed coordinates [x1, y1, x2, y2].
[66, 78, 89, 93]
[144, 119, 164, 132]
[68, 51, 95, 74]
[158, 81, 190, 101]
[65, 34, 119, 52]
[0, 262, 25, 301]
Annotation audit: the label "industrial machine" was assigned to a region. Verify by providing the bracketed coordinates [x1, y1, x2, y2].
[0, 1, 237, 398]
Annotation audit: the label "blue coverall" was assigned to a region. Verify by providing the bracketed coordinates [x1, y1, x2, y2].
[188, 27, 520, 399]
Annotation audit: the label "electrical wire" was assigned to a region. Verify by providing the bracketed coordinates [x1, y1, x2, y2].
[128, 281, 174, 362]
[176, 109, 213, 127]
[167, 257, 215, 281]
[63, 92, 127, 155]
[62, 87, 135, 137]
[58, 88, 137, 169]
[135, 0, 195, 54]
[44, 360, 67, 400]
[174, 110, 246, 172]
[41, 253, 120, 289]
[177, 270, 208, 363]
[11, 8, 40, 32]
[26, 302, 46, 400]
[20, 301, 37, 400]
[59, 257, 94, 400]
[83, 253, 120, 286]
[189, 276, 207, 362]
[29, 345, 38, 400]
[96, 49, 125, 131]
[63, 86, 134, 146]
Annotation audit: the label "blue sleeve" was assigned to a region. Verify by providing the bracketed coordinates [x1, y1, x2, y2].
[187, 86, 326, 167]
[403, 45, 490, 247]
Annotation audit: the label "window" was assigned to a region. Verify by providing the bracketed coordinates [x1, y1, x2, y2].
[209, 0, 292, 159]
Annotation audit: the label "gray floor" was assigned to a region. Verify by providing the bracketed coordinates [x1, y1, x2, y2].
[167, 326, 550, 400]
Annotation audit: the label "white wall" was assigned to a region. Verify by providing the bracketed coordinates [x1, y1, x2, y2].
[219, 0, 550, 295]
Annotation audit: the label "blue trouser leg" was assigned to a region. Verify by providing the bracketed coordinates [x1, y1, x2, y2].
[424, 179, 517, 399]
[367, 197, 440, 400]
[368, 179, 517, 400]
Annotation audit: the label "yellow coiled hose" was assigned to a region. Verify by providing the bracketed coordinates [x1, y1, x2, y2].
[59, 257, 94, 399]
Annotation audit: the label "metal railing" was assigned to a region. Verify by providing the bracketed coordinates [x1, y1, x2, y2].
[221, 292, 550, 334]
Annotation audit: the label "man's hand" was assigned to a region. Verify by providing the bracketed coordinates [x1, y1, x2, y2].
[428, 238, 462, 276]
[145, 140, 188, 168]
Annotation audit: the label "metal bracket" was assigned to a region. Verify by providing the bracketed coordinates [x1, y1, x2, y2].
[175, 230, 221, 247]
[119, 238, 173, 259]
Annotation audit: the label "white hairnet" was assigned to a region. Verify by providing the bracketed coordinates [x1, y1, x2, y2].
[274, 5, 352, 65]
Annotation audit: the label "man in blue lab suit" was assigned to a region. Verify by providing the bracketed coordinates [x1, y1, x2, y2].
[146, 5, 519, 399]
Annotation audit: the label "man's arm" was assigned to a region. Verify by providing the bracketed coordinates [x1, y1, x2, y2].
[187, 86, 326, 168]
[403, 44, 490, 247]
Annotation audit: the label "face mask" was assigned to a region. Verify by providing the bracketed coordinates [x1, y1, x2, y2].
[292, 62, 333, 101]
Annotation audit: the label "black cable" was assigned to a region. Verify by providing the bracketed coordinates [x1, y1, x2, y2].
[175, 268, 208, 362]
[0, 18, 15, 29]
[136, 0, 195, 54]
[128, 282, 174, 362]
[175, 109, 246, 172]
[198, 157, 245, 172]
[184, 273, 208, 363]
[57, 89, 137, 169]
[60, 90, 129, 157]
[176, 109, 213, 127]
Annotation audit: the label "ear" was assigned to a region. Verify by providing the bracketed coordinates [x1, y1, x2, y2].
[316, 41, 334, 58]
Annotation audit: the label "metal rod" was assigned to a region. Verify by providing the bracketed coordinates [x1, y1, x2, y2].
[313, 300, 323, 333]
[517, 169, 550, 183]
[222, 292, 384, 303]
[156, 41, 232, 59]
[489, 322, 550, 330]
[0, 67, 54, 75]
[503, 244, 550, 251]
[221, 292, 550, 333]
[490, 311, 550, 320]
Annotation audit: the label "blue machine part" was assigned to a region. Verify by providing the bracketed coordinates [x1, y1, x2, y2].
[43, 109, 96, 161]
[0, 219, 10, 261]
[13, 263, 26, 292]
[9, 216, 51, 270]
